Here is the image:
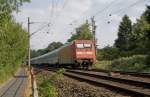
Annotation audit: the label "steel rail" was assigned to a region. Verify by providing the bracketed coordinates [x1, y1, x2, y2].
[91, 69, 150, 78]
[64, 70, 150, 97]
[34, 66, 150, 97]
[67, 70, 150, 87]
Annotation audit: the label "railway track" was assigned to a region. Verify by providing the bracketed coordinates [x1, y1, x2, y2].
[64, 69, 150, 97]
[35, 66, 150, 97]
[90, 69, 150, 78]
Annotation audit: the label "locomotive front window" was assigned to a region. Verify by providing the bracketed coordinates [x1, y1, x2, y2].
[84, 44, 92, 48]
[76, 43, 92, 48]
[76, 44, 84, 48]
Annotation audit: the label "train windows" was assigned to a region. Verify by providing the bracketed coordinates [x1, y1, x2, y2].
[76, 44, 84, 48]
[84, 44, 92, 48]
[76, 43, 92, 48]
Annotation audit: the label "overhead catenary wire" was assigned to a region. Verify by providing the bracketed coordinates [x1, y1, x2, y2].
[30, 0, 68, 36]
[30, 22, 51, 37]
[69, 0, 119, 27]
[34, 0, 60, 35]
[93, 0, 118, 17]
[31, 0, 149, 37]
[50, 0, 69, 29]
[72, 0, 148, 25]
[105, 0, 148, 24]
[46, 0, 62, 33]
[111, 0, 147, 15]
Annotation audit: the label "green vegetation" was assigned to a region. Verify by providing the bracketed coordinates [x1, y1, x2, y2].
[144, 6, 150, 65]
[110, 55, 149, 72]
[37, 69, 65, 97]
[38, 75, 58, 97]
[95, 55, 150, 73]
[67, 20, 93, 42]
[31, 42, 63, 58]
[115, 15, 132, 51]
[0, 0, 30, 85]
[95, 61, 112, 70]
[96, 6, 150, 73]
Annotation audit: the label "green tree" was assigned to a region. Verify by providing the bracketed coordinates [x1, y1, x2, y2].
[47, 42, 63, 52]
[0, 0, 30, 83]
[31, 42, 63, 58]
[131, 16, 149, 54]
[115, 15, 132, 51]
[67, 21, 93, 42]
[97, 46, 119, 61]
[143, 6, 150, 65]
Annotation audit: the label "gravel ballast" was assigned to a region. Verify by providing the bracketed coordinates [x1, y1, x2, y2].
[35, 69, 132, 97]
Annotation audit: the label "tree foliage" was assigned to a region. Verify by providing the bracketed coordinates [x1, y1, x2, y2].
[67, 21, 93, 42]
[143, 6, 150, 65]
[98, 6, 150, 65]
[115, 15, 132, 51]
[0, 0, 30, 83]
[47, 42, 63, 52]
[31, 42, 63, 58]
[97, 46, 119, 61]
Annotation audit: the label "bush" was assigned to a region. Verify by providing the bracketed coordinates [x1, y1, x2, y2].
[110, 55, 149, 72]
[51, 68, 65, 80]
[0, 20, 28, 85]
[37, 69, 65, 97]
[38, 77, 58, 97]
[94, 61, 112, 70]
[97, 46, 119, 61]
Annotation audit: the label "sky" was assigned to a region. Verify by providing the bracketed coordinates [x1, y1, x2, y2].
[13, 0, 150, 50]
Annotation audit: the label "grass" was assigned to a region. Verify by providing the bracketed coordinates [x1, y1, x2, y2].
[95, 55, 150, 73]
[37, 68, 65, 97]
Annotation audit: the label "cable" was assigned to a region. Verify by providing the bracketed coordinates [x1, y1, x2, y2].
[49, 0, 55, 25]
[94, 0, 117, 17]
[49, 0, 69, 30]
[46, 0, 59, 34]
[111, 0, 146, 15]
[30, 23, 51, 37]
[30, 0, 61, 36]
[69, 0, 119, 27]
[62, 0, 69, 10]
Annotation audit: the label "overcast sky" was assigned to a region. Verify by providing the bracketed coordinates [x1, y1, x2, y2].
[13, 0, 150, 50]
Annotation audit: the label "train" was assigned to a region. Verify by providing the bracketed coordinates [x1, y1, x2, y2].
[31, 40, 96, 69]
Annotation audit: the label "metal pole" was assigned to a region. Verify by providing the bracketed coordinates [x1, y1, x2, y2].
[91, 17, 97, 57]
[28, 17, 31, 70]
[28, 17, 38, 97]
[28, 17, 33, 96]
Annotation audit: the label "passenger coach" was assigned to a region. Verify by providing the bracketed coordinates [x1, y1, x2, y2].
[31, 40, 96, 68]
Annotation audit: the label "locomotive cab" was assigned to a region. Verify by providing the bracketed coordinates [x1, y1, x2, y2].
[74, 40, 96, 69]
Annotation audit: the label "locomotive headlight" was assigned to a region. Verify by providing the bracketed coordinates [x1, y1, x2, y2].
[86, 52, 93, 54]
[76, 52, 83, 54]
[76, 52, 93, 55]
